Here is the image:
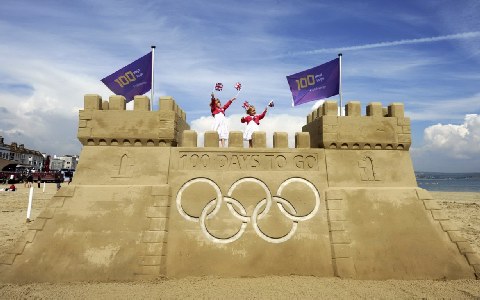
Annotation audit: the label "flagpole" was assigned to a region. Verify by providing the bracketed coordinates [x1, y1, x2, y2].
[151, 45, 156, 110]
[338, 53, 343, 116]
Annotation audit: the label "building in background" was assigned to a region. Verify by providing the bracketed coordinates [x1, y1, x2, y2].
[0, 136, 44, 170]
[0, 136, 80, 172]
[57, 155, 78, 170]
[0, 136, 9, 161]
[50, 155, 79, 171]
[49, 157, 65, 171]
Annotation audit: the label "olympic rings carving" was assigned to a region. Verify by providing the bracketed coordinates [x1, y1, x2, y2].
[176, 177, 320, 244]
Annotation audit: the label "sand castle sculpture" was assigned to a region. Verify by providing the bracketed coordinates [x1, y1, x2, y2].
[1, 94, 479, 282]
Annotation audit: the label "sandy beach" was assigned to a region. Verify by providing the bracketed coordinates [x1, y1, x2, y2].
[0, 184, 479, 299]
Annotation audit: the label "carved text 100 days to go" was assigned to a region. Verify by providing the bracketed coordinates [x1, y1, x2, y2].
[177, 152, 319, 171]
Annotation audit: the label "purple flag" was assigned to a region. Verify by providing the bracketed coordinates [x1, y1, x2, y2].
[101, 52, 152, 102]
[286, 58, 339, 106]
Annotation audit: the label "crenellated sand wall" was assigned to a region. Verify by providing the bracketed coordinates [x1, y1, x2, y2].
[0, 94, 478, 282]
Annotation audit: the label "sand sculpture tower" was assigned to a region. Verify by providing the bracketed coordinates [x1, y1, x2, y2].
[0, 95, 478, 282]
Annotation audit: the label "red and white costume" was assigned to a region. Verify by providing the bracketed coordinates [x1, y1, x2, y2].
[211, 99, 233, 140]
[241, 108, 267, 141]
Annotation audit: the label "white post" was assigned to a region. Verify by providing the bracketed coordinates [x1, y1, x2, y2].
[43, 181, 46, 193]
[150, 45, 156, 110]
[26, 186, 34, 222]
[338, 53, 343, 116]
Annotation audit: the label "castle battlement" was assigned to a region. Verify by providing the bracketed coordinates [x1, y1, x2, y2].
[78, 94, 189, 147]
[78, 95, 411, 151]
[303, 100, 411, 150]
[181, 130, 311, 148]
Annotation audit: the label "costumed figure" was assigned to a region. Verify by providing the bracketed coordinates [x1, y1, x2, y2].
[241, 100, 274, 148]
[210, 92, 236, 147]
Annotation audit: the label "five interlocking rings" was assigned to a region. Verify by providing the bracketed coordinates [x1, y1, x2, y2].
[176, 177, 320, 244]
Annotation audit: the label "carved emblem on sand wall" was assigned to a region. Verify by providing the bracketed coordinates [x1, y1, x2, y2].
[358, 154, 382, 181]
[176, 177, 321, 243]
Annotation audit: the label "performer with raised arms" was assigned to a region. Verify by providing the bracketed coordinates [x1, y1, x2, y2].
[210, 85, 237, 147]
[241, 100, 274, 148]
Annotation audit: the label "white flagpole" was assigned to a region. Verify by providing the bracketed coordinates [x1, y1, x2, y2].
[151, 45, 156, 110]
[338, 53, 343, 116]
[26, 187, 34, 222]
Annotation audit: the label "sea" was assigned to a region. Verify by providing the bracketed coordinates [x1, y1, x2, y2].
[415, 172, 480, 192]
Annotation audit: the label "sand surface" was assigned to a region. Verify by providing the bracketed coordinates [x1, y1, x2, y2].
[0, 185, 479, 299]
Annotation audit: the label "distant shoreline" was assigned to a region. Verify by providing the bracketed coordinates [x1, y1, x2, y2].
[415, 171, 480, 176]
[415, 171, 480, 193]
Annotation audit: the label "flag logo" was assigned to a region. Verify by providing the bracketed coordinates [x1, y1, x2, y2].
[215, 82, 223, 91]
[286, 58, 340, 106]
[101, 52, 152, 102]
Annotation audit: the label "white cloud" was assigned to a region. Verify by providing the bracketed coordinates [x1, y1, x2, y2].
[411, 114, 480, 171]
[423, 114, 480, 159]
[0, 56, 112, 156]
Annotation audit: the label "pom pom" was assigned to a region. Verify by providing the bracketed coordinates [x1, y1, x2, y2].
[215, 82, 223, 91]
[234, 82, 242, 91]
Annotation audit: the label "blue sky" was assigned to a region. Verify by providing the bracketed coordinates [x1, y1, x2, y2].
[0, 0, 479, 172]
